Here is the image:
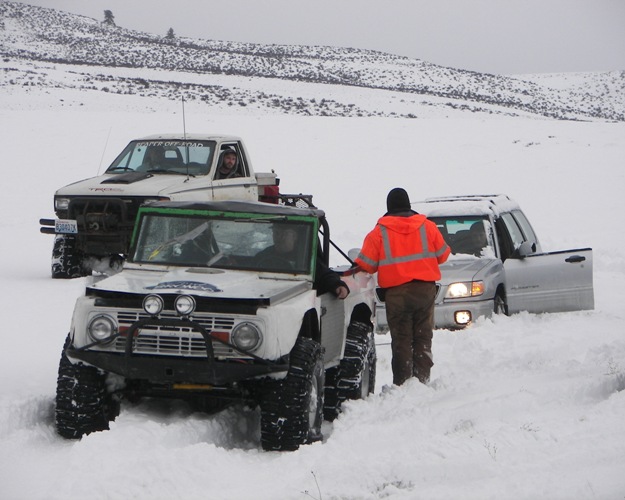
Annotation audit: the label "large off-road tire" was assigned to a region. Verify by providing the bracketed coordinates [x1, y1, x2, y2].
[259, 337, 325, 451]
[51, 235, 85, 279]
[324, 321, 376, 421]
[55, 338, 118, 439]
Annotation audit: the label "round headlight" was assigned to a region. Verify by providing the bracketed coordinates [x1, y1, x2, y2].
[88, 314, 117, 344]
[455, 310, 472, 325]
[231, 322, 262, 352]
[143, 294, 164, 316]
[174, 295, 196, 316]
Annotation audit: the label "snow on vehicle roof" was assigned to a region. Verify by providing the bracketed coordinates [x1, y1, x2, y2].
[413, 194, 521, 217]
[136, 134, 242, 141]
[144, 200, 325, 218]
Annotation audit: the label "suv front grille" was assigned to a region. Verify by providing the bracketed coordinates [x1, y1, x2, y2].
[110, 310, 249, 359]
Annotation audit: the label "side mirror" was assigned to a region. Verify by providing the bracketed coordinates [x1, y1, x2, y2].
[512, 241, 536, 259]
[348, 248, 360, 261]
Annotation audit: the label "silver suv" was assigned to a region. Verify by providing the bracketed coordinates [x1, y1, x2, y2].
[377, 194, 594, 330]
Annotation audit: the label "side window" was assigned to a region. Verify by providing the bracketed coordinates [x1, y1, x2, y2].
[512, 210, 537, 247]
[215, 142, 249, 179]
[494, 218, 511, 261]
[501, 213, 525, 251]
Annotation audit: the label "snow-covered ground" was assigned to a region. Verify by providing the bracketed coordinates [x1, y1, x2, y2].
[1, 81, 624, 499]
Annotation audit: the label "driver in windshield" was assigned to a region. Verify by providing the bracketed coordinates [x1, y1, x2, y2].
[256, 225, 350, 299]
[468, 222, 488, 256]
[141, 146, 166, 170]
[255, 226, 300, 268]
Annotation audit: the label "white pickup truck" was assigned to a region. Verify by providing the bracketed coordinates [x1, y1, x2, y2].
[40, 134, 284, 278]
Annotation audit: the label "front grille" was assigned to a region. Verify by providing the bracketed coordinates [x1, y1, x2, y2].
[111, 310, 248, 359]
[63, 196, 153, 254]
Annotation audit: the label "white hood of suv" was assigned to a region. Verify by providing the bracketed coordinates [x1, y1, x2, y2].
[88, 267, 312, 305]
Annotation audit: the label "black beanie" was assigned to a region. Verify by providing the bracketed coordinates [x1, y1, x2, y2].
[386, 188, 411, 213]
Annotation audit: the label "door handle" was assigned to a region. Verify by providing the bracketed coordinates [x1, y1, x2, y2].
[565, 255, 586, 263]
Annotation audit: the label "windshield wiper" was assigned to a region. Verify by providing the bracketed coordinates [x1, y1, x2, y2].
[145, 169, 195, 178]
[232, 216, 288, 223]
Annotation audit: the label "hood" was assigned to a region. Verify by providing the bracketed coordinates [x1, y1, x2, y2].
[56, 172, 210, 198]
[377, 213, 427, 235]
[438, 255, 497, 284]
[88, 267, 312, 305]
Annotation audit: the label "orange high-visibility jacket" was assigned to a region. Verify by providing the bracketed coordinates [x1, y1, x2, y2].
[355, 213, 450, 288]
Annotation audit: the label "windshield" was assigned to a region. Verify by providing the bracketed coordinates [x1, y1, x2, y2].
[429, 216, 492, 257]
[106, 140, 216, 176]
[132, 212, 316, 274]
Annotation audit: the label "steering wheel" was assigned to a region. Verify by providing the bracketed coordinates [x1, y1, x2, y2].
[206, 251, 225, 266]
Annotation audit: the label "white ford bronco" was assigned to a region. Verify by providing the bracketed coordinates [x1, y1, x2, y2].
[55, 200, 377, 451]
[40, 134, 281, 279]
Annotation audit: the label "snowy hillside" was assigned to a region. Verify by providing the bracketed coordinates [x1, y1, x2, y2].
[1, 2, 625, 500]
[1, 1, 624, 121]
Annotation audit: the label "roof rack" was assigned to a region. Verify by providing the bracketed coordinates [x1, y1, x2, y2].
[422, 194, 510, 204]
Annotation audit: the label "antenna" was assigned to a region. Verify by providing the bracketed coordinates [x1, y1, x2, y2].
[97, 127, 112, 175]
[181, 94, 187, 141]
[181, 94, 191, 181]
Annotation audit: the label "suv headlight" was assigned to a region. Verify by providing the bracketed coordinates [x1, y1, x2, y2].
[446, 281, 484, 298]
[88, 314, 117, 344]
[55, 198, 70, 211]
[231, 322, 262, 352]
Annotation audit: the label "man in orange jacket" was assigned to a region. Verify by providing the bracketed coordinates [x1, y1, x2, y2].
[356, 188, 450, 385]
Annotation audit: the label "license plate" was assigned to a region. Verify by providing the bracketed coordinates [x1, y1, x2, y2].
[55, 219, 78, 234]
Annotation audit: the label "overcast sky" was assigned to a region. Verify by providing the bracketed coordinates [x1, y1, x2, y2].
[22, 0, 625, 74]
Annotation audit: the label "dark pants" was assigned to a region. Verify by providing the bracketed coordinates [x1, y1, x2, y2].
[385, 280, 436, 385]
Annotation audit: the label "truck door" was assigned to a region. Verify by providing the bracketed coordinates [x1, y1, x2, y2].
[319, 293, 346, 364]
[210, 142, 257, 201]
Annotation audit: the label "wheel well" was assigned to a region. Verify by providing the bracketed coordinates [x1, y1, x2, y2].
[298, 309, 321, 344]
[298, 303, 373, 343]
[350, 303, 373, 329]
[495, 285, 508, 315]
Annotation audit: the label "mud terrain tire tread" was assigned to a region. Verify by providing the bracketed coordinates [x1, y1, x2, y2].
[259, 337, 324, 451]
[55, 339, 117, 439]
[323, 321, 376, 421]
[51, 235, 84, 279]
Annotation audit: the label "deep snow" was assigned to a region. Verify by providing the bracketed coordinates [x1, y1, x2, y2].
[1, 77, 624, 500]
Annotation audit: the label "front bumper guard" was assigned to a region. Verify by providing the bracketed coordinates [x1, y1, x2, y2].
[67, 317, 288, 386]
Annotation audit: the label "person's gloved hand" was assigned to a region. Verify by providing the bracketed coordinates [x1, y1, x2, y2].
[334, 285, 349, 299]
